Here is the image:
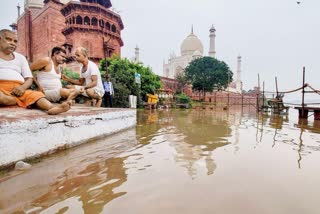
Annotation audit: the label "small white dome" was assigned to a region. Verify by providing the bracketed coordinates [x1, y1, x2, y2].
[180, 32, 204, 56]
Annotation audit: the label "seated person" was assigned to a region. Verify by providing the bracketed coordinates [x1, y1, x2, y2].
[0, 29, 70, 115]
[62, 47, 105, 107]
[30, 46, 76, 103]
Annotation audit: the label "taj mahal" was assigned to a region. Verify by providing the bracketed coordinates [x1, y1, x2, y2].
[162, 26, 243, 94]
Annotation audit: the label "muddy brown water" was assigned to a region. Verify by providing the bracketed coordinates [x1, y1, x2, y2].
[1, 107, 320, 214]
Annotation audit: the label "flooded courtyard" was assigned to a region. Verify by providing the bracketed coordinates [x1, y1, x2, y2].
[1, 107, 320, 214]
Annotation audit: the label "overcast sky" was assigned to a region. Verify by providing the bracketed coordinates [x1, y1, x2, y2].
[1, 0, 320, 100]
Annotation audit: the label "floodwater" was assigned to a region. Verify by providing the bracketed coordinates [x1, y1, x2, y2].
[1, 107, 320, 214]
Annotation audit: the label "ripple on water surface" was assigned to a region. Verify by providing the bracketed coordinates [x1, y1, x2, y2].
[1, 108, 320, 214]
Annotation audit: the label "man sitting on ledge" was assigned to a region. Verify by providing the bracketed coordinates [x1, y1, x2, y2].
[0, 29, 71, 115]
[62, 47, 104, 107]
[30, 46, 76, 103]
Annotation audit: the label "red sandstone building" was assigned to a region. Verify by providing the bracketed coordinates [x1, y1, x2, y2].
[13, 0, 123, 64]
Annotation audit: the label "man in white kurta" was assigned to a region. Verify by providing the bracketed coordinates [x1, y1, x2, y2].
[62, 47, 104, 107]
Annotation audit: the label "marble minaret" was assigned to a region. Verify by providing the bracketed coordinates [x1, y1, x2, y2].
[208, 25, 216, 58]
[236, 55, 242, 93]
[134, 45, 140, 62]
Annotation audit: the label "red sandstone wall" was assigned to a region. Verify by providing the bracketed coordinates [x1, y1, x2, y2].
[65, 31, 121, 60]
[31, 1, 66, 61]
[16, 15, 27, 58]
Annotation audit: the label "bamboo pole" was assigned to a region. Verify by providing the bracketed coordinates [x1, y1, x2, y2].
[227, 72, 230, 107]
[257, 74, 260, 112]
[275, 77, 278, 98]
[302, 67, 305, 117]
[262, 81, 265, 111]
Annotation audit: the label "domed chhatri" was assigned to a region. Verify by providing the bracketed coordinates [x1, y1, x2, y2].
[180, 31, 204, 56]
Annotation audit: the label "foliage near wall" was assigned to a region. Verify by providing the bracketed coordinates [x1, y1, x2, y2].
[100, 56, 161, 107]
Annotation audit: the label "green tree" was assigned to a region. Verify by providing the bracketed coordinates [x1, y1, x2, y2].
[185, 56, 233, 99]
[175, 71, 188, 94]
[100, 55, 161, 107]
[61, 68, 80, 87]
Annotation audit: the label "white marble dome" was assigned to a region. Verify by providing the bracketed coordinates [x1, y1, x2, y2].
[25, 0, 72, 8]
[24, 0, 43, 8]
[192, 50, 202, 57]
[180, 32, 204, 56]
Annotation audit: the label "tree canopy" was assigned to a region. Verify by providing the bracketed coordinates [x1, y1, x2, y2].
[184, 57, 233, 96]
[100, 55, 161, 107]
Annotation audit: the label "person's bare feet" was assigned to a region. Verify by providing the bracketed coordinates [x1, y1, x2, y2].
[0, 91, 17, 106]
[65, 100, 73, 106]
[47, 101, 71, 115]
[84, 99, 91, 106]
[95, 99, 102, 107]
[91, 99, 97, 106]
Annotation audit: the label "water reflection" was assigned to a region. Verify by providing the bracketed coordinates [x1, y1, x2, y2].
[136, 108, 253, 178]
[0, 129, 137, 214]
[36, 156, 128, 214]
[2, 108, 320, 214]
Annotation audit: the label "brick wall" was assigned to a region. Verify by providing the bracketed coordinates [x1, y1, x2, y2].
[31, 1, 66, 61]
[16, 15, 27, 57]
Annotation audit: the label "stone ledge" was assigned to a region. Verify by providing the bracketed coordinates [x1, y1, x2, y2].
[0, 105, 136, 169]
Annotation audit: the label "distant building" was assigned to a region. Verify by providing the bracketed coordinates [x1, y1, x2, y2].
[161, 25, 243, 94]
[13, 0, 124, 64]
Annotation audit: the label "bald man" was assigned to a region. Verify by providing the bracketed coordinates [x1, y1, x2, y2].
[62, 47, 104, 107]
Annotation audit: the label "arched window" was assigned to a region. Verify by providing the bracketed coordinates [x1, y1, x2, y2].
[91, 17, 98, 26]
[111, 24, 116, 33]
[69, 18, 72, 24]
[72, 17, 75, 24]
[84, 16, 90, 25]
[106, 22, 111, 30]
[99, 19, 104, 28]
[76, 16, 82, 24]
